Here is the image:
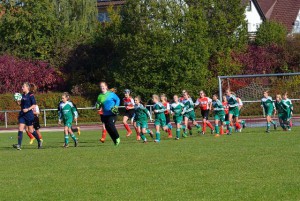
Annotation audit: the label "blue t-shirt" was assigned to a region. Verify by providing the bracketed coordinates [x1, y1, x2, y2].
[96, 91, 120, 116]
[20, 92, 36, 116]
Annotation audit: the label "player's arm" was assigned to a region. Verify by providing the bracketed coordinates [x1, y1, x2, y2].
[34, 105, 40, 115]
[71, 103, 79, 120]
[58, 105, 62, 125]
[208, 98, 212, 110]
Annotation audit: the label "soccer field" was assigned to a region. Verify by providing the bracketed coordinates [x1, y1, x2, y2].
[1, 128, 300, 201]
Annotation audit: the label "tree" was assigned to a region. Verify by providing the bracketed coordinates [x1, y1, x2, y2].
[0, 0, 98, 65]
[255, 21, 287, 46]
[110, 0, 211, 98]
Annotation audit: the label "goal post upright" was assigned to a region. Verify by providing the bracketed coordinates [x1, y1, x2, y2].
[218, 72, 300, 101]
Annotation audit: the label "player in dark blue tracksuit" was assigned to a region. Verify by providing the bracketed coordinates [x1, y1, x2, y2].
[13, 82, 42, 150]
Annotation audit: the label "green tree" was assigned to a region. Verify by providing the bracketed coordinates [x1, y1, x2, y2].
[255, 21, 287, 46]
[111, 0, 210, 98]
[0, 0, 98, 65]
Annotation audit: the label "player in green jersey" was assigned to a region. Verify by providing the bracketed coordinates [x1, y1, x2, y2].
[58, 92, 79, 148]
[261, 91, 277, 133]
[170, 95, 184, 140]
[225, 89, 240, 134]
[181, 91, 201, 137]
[134, 96, 153, 143]
[152, 94, 169, 142]
[282, 92, 293, 130]
[212, 94, 226, 137]
[275, 94, 288, 130]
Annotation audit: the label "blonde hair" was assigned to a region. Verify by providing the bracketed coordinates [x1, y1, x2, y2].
[160, 93, 167, 101]
[152, 94, 160, 101]
[62, 92, 70, 99]
[276, 94, 282, 100]
[23, 82, 30, 89]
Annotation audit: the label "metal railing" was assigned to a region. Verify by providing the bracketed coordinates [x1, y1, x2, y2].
[0, 106, 154, 128]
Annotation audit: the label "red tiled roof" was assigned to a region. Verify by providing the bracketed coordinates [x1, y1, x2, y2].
[269, 0, 300, 32]
[256, 0, 277, 16]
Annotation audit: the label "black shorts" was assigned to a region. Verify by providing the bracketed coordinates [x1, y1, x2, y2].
[101, 115, 117, 124]
[165, 113, 170, 124]
[225, 114, 229, 121]
[124, 109, 135, 119]
[201, 110, 210, 120]
[33, 116, 41, 130]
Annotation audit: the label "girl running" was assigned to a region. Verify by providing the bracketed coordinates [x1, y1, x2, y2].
[58, 92, 79, 148]
[13, 82, 42, 150]
[261, 91, 277, 133]
[275, 94, 287, 130]
[170, 95, 184, 140]
[222, 95, 229, 134]
[134, 96, 153, 143]
[152, 94, 169, 142]
[181, 91, 201, 137]
[282, 92, 293, 130]
[123, 89, 136, 138]
[195, 90, 214, 135]
[160, 94, 173, 138]
[95, 82, 121, 146]
[225, 89, 241, 135]
[212, 94, 225, 137]
[180, 90, 192, 134]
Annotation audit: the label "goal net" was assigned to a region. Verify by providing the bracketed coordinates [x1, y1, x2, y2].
[218, 73, 300, 128]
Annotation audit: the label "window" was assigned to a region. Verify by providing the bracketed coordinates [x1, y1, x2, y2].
[246, 1, 252, 12]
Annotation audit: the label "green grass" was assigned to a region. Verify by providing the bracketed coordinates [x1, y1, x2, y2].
[1, 127, 300, 201]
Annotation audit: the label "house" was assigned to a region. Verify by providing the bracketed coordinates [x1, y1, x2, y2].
[245, 0, 300, 34]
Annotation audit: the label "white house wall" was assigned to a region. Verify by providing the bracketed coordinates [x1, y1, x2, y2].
[245, 1, 263, 32]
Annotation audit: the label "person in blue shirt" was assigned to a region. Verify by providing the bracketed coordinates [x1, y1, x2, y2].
[95, 82, 121, 146]
[13, 82, 42, 150]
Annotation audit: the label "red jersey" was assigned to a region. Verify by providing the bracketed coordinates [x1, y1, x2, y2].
[222, 102, 229, 114]
[195, 97, 212, 111]
[162, 102, 170, 115]
[123, 97, 134, 110]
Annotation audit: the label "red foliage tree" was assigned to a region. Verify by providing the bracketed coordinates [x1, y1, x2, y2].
[0, 55, 64, 93]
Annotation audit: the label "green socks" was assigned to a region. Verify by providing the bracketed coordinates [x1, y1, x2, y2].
[155, 132, 161, 141]
[267, 123, 271, 130]
[215, 125, 219, 134]
[146, 129, 151, 134]
[176, 129, 180, 138]
[140, 133, 147, 141]
[64, 135, 69, 144]
[271, 121, 276, 125]
[70, 134, 76, 142]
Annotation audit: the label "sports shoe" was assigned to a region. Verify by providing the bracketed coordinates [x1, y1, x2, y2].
[211, 130, 215, 135]
[189, 130, 193, 135]
[115, 138, 120, 146]
[126, 132, 132, 137]
[274, 124, 277, 130]
[201, 131, 205, 135]
[143, 140, 148, 144]
[215, 134, 220, 137]
[29, 138, 35, 145]
[136, 135, 141, 141]
[154, 139, 160, 143]
[238, 128, 242, 132]
[63, 143, 69, 148]
[74, 140, 78, 147]
[77, 127, 81, 136]
[168, 134, 173, 138]
[266, 130, 270, 133]
[13, 144, 21, 150]
[182, 133, 188, 138]
[175, 137, 179, 140]
[100, 138, 105, 143]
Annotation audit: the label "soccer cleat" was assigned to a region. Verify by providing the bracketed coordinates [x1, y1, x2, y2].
[182, 133, 188, 138]
[143, 140, 148, 144]
[274, 124, 277, 130]
[115, 138, 121, 146]
[211, 130, 215, 135]
[154, 139, 160, 143]
[74, 140, 78, 147]
[136, 136, 141, 141]
[201, 131, 205, 135]
[77, 127, 81, 136]
[168, 134, 173, 138]
[266, 130, 270, 133]
[215, 134, 220, 137]
[238, 128, 242, 132]
[243, 123, 246, 129]
[38, 140, 43, 149]
[126, 132, 132, 137]
[29, 138, 35, 145]
[189, 130, 193, 135]
[288, 128, 292, 131]
[175, 137, 179, 140]
[100, 138, 105, 143]
[13, 144, 21, 150]
[63, 143, 69, 148]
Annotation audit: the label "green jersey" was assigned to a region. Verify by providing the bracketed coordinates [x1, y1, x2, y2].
[182, 98, 195, 114]
[226, 95, 238, 108]
[261, 96, 274, 110]
[282, 99, 293, 111]
[58, 101, 78, 121]
[135, 104, 151, 122]
[153, 102, 166, 119]
[212, 100, 225, 114]
[275, 101, 285, 114]
[170, 102, 184, 117]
